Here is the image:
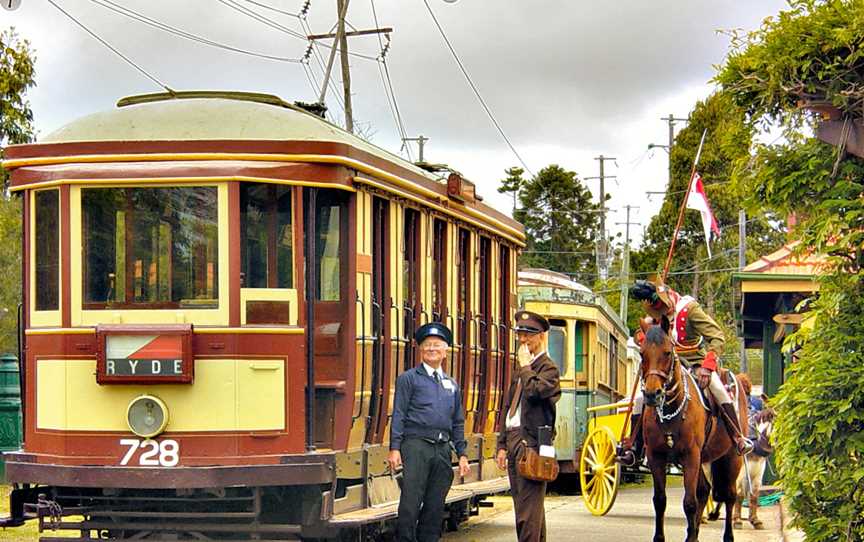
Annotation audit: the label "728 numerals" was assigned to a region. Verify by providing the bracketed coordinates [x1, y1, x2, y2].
[119, 439, 180, 467]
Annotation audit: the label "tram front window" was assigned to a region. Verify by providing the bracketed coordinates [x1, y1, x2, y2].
[82, 186, 219, 309]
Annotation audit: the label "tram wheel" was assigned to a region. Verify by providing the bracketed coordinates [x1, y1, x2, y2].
[579, 426, 620, 516]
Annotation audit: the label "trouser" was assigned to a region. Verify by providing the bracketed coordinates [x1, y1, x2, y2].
[396, 438, 454, 542]
[632, 370, 730, 416]
[506, 429, 547, 542]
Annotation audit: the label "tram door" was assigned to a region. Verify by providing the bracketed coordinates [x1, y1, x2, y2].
[456, 228, 473, 425]
[366, 197, 391, 444]
[305, 188, 350, 449]
[473, 237, 491, 433]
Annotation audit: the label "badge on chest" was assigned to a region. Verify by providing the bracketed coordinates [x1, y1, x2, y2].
[441, 379, 455, 392]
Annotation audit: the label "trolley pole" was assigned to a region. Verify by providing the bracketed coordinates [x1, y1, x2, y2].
[309, 1, 391, 133]
[586, 155, 616, 280]
[402, 135, 429, 163]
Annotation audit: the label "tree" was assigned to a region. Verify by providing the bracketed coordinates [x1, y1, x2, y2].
[500, 165, 600, 280]
[0, 28, 36, 355]
[717, 1, 864, 539]
[630, 92, 785, 354]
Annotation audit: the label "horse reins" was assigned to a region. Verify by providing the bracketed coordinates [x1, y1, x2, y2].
[645, 353, 690, 425]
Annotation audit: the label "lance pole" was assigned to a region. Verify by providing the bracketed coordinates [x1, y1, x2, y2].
[661, 128, 707, 282]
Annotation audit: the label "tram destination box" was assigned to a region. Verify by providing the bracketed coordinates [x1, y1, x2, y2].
[95, 324, 194, 385]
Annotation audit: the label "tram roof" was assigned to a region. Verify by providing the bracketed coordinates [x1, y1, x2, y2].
[42, 92, 420, 170]
[8, 91, 524, 243]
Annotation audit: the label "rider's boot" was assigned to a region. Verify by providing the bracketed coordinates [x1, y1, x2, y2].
[616, 414, 643, 467]
[720, 403, 753, 455]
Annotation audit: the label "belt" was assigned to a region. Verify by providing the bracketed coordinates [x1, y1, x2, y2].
[404, 426, 451, 443]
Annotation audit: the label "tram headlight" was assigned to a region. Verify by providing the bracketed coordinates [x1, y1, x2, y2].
[126, 395, 169, 438]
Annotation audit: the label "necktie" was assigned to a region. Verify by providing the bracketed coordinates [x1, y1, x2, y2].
[433, 372, 441, 385]
[507, 378, 522, 419]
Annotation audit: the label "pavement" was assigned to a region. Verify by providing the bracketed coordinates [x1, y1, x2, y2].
[443, 486, 803, 541]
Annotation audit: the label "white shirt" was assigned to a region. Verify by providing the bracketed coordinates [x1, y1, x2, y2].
[505, 351, 546, 429]
[422, 362, 445, 381]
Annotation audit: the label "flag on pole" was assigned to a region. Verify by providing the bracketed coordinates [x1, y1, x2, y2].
[685, 172, 721, 257]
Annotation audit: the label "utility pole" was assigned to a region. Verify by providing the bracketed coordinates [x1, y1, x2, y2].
[648, 114, 688, 187]
[586, 155, 616, 280]
[615, 205, 641, 325]
[738, 209, 748, 373]
[310, 0, 390, 133]
[402, 135, 429, 163]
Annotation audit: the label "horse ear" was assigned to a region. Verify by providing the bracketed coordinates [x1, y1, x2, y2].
[638, 316, 653, 335]
[660, 315, 671, 334]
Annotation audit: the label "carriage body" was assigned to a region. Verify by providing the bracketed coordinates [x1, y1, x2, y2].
[1, 92, 523, 539]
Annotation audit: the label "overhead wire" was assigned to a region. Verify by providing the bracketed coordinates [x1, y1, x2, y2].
[219, 0, 379, 61]
[87, 0, 303, 63]
[235, 0, 301, 18]
[422, 0, 533, 177]
[370, 0, 412, 161]
[46, 0, 173, 92]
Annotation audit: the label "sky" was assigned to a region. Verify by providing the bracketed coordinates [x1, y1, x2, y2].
[1, 0, 789, 247]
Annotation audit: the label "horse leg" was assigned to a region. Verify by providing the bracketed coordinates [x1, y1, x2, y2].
[650, 459, 667, 542]
[749, 459, 765, 529]
[732, 497, 743, 529]
[681, 454, 702, 542]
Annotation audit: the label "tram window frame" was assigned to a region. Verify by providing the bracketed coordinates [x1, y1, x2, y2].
[239, 182, 294, 289]
[609, 333, 619, 393]
[34, 189, 60, 312]
[81, 186, 220, 310]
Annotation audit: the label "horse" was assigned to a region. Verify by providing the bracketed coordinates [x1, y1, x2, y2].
[639, 317, 748, 542]
[733, 408, 775, 529]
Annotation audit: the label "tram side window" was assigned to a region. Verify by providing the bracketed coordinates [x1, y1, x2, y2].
[82, 187, 219, 308]
[240, 183, 293, 288]
[431, 219, 447, 321]
[609, 334, 619, 392]
[35, 190, 59, 311]
[548, 324, 566, 374]
[315, 193, 343, 302]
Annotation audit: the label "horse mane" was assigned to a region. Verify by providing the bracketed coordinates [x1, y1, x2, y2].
[644, 325, 667, 346]
[737, 372, 753, 395]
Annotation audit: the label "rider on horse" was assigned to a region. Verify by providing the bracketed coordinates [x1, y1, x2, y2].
[617, 280, 753, 466]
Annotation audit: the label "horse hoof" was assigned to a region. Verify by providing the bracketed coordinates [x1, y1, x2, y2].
[707, 511, 720, 521]
[733, 520, 743, 529]
[751, 520, 764, 530]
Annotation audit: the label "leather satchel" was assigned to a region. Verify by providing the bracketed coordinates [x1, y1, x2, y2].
[517, 446, 559, 483]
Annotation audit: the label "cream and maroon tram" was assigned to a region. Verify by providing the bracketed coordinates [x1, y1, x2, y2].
[0, 91, 523, 540]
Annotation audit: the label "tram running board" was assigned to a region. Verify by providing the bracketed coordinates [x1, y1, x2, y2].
[328, 475, 510, 527]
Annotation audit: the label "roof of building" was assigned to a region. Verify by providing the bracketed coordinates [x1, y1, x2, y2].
[740, 240, 827, 276]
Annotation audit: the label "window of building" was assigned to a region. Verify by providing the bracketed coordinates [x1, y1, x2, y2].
[35, 190, 59, 311]
[82, 187, 219, 309]
[240, 183, 293, 289]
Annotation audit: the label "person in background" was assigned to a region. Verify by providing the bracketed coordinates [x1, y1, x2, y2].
[388, 322, 471, 542]
[496, 311, 561, 542]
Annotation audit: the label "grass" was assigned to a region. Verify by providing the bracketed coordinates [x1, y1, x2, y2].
[1, 485, 81, 542]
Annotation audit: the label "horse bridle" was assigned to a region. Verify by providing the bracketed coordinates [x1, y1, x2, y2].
[642, 351, 689, 424]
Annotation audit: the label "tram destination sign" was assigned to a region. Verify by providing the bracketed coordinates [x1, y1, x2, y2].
[96, 324, 194, 384]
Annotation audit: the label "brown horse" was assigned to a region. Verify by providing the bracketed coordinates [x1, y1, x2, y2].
[639, 318, 748, 542]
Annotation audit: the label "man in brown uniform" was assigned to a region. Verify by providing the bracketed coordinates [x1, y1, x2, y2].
[496, 311, 561, 542]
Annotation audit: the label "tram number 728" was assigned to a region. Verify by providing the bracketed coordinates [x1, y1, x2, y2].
[119, 439, 180, 467]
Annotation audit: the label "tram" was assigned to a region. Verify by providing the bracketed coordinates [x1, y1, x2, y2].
[516, 269, 635, 477]
[0, 91, 523, 540]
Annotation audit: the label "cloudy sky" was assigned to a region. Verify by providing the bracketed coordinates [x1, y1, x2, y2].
[2, 0, 787, 246]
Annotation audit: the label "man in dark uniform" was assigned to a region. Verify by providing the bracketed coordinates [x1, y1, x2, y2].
[618, 280, 752, 467]
[496, 311, 561, 542]
[388, 322, 471, 542]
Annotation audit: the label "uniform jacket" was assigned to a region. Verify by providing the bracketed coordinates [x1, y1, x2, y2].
[497, 352, 561, 450]
[672, 300, 725, 365]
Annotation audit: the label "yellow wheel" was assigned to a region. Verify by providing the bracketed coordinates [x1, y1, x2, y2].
[579, 426, 620, 516]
